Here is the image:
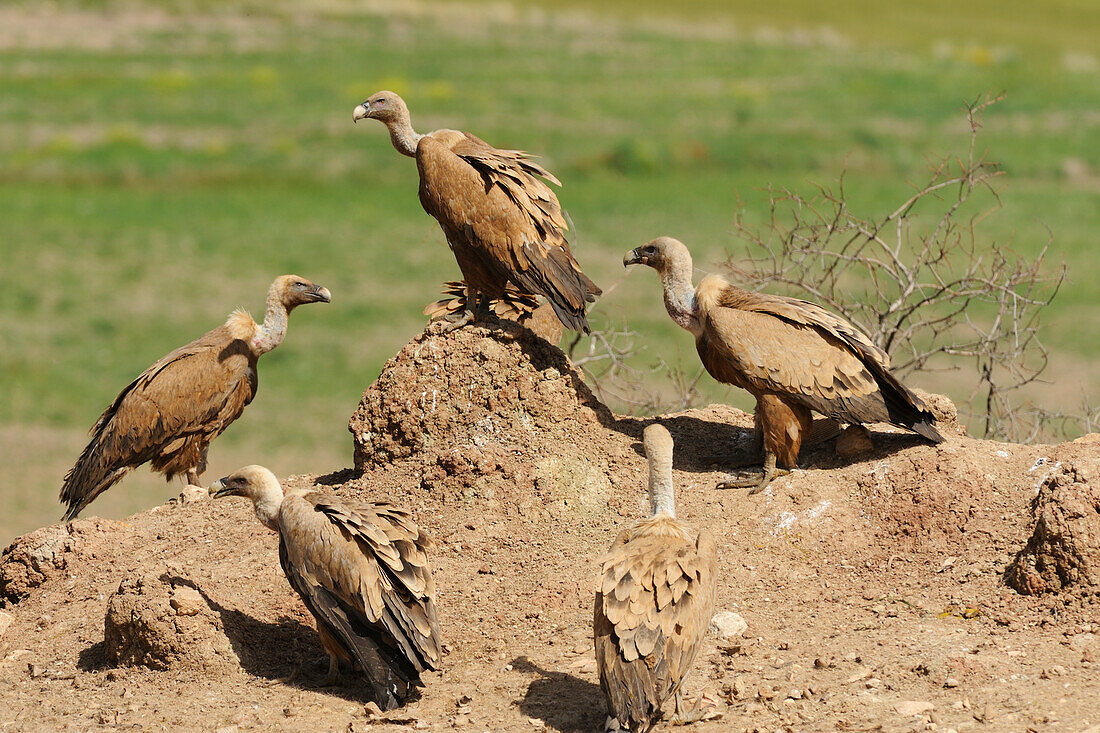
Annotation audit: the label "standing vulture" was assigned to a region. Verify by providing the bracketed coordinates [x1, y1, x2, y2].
[594, 424, 717, 732]
[60, 275, 331, 520]
[210, 465, 442, 710]
[353, 91, 601, 333]
[625, 236, 944, 492]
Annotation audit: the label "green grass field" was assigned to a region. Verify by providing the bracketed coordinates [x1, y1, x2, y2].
[2, 0, 1098, 544]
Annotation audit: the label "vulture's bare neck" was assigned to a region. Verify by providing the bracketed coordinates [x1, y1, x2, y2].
[252, 490, 283, 531]
[251, 289, 290, 355]
[647, 443, 676, 518]
[660, 260, 701, 336]
[385, 114, 423, 158]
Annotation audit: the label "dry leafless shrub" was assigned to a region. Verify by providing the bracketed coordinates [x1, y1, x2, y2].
[726, 93, 1070, 442]
[567, 317, 706, 414]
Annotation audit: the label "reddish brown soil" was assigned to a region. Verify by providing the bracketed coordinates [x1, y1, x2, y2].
[2, 321, 1099, 733]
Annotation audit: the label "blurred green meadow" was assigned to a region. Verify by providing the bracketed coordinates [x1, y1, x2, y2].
[2, 0, 1098, 544]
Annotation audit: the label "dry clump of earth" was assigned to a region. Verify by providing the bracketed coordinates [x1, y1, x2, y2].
[2, 319, 1100, 732]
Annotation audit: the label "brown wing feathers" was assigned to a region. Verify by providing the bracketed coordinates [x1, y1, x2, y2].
[60, 327, 255, 521]
[709, 282, 943, 442]
[596, 519, 717, 731]
[450, 138, 601, 332]
[279, 492, 440, 709]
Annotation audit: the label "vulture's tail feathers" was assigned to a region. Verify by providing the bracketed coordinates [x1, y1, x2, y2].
[323, 586, 421, 710]
[511, 239, 600, 335]
[909, 417, 945, 444]
[60, 429, 132, 521]
[874, 369, 946, 445]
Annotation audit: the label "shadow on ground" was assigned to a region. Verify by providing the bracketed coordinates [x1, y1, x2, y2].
[511, 655, 605, 733]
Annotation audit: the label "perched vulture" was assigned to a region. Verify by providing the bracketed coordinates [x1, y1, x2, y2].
[423, 280, 564, 344]
[625, 236, 944, 492]
[210, 466, 442, 709]
[353, 91, 601, 333]
[60, 275, 331, 520]
[595, 424, 717, 732]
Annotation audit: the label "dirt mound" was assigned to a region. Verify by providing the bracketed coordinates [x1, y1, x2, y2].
[104, 572, 236, 671]
[1005, 444, 1100, 594]
[1, 518, 122, 604]
[3, 323, 1100, 732]
[349, 319, 610, 467]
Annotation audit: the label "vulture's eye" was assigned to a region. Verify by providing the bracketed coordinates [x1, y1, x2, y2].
[295, 282, 307, 290]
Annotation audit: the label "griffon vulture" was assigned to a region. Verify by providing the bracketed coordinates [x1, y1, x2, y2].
[625, 236, 944, 492]
[595, 424, 717, 732]
[424, 280, 564, 344]
[60, 275, 331, 520]
[353, 91, 600, 333]
[210, 465, 442, 709]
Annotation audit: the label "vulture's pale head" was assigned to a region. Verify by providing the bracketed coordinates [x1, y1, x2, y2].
[272, 275, 331, 311]
[353, 90, 409, 125]
[210, 464, 284, 530]
[623, 236, 692, 275]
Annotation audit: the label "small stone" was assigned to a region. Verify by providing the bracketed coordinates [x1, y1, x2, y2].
[844, 652, 858, 662]
[864, 677, 882, 690]
[363, 702, 382, 717]
[28, 663, 44, 678]
[787, 689, 802, 700]
[895, 701, 935, 717]
[178, 485, 208, 504]
[170, 586, 205, 616]
[845, 667, 872, 684]
[708, 611, 748, 641]
[0, 611, 12, 639]
[528, 718, 546, 728]
[477, 565, 492, 575]
[944, 677, 960, 688]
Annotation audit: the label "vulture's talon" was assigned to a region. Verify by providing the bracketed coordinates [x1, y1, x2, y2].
[438, 309, 475, 333]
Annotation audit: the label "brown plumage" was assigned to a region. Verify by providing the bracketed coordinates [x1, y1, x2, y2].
[594, 424, 717, 732]
[423, 280, 564, 344]
[60, 275, 331, 521]
[625, 236, 944, 492]
[353, 91, 600, 333]
[211, 466, 442, 710]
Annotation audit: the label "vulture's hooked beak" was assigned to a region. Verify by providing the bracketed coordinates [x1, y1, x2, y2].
[623, 248, 647, 267]
[310, 286, 332, 303]
[352, 102, 369, 123]
[209, 478, 234, 499]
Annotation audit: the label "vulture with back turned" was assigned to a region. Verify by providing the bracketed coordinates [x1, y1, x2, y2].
[595, 424, 717, 732]
[60, 275, 331, 520]
[625, 236, 944, 492]
[353, 91, 601, 333]
[210, 465, 441, 709]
